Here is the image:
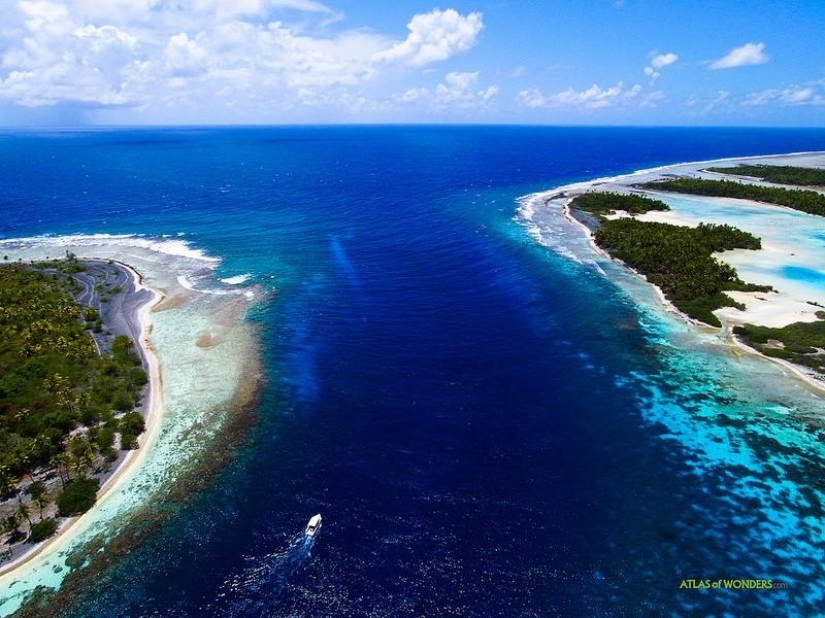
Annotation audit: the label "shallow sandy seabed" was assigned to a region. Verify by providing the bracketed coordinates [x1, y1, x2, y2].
[572, 152, 825, 329]
[517, 151, 825, 394]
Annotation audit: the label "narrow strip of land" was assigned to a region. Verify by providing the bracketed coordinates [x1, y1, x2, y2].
[0, 259, 162, 577]
[545, 151, 825, 387]
[637, 177, 825, 217]
[705, 164, 825, 187]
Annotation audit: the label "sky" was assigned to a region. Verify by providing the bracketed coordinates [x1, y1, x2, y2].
[0, 0, 823, 126]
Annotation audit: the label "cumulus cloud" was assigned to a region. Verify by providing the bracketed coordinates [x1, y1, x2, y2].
[651, 52, 678, 69]
[372, 9, 483, 67]
[396, 70, 498, 110]
[0, 2, 143, 106]
[74, 24, 138, 51]
[643, 52, 678, 81]
[516, 82, 642, 110]
[0, 2, 484, 115]
[709, 42, 769, 69]
[163, 32, 208, 77]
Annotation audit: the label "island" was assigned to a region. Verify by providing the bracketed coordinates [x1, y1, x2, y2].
[0, 253, 160, 569]
[570, 192, 772, 326]
[0, 237, 260, 617]
[538, 152, 825, 387]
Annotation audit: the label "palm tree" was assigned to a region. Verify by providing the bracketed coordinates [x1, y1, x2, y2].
[26, 481, 49, 520]
[15, 501, 32, 529]
[0, 467, 16, 499]
[3, 513, 23, 543]
[68, 436, 95, 478]
[51, 453, 70, 487]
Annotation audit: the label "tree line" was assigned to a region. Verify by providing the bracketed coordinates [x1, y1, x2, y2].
[734, 316, 825, 372]
[638, 178, 825, 217]
[590, 215, 769, 326]
[570, 191, 670, 216]
[0, 261, 147, 547]
[706, 165, 825, 188]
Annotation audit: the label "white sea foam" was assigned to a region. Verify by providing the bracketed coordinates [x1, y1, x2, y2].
[0, 233, 220, 264]
[180, 274, 257, 298]
[0, 233, 256, 301]
[176, 274, 195, 290]
[221, 274, 252, 285]
[514, 193, 591, 266]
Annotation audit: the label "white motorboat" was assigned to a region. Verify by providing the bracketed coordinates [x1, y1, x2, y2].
[305, 513, 322, 537]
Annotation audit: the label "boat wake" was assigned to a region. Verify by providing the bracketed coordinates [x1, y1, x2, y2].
[212, 521, 322, 617]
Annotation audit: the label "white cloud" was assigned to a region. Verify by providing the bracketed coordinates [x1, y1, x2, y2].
[18, 1, 69, 29]
[641, 90, 665, 107]
[709, 42, 769, 70]
[509, 65, 526, 78]
[0, 64, 133, 107]
[0, 1, 142, 106]
[399, 87, 429, 103]
[396, 70, 498, 110]
[516, 82, 643, 110]
[651, 52, 678, 69]
[708, 90, 729, 107]
[744, 84, 824, 107]
[74, 24, 138, 51]
[684, 90, 730, 114]
[643, 52, 677, 81]
[644, 67, 658, 80]
[164, 33, 208, 77]
[0, 2, 485, 115]
[782, 88, 815, 103]
[372, 9, 483, 67]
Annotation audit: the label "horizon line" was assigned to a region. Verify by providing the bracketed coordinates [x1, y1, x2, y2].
[2, 122, 825, 132]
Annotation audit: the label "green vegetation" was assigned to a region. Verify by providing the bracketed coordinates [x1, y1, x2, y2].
[0, 264, 146, 479]
[119, 411, 146, 450]
[83, 307, 102, 333]
[55, 477, 100, 517]
[27, 517, 57, 543]
[32, 251, 85, 274]
[639, 178, 825, 217]
[734, 317, 825, 371]
[0, 261, 149, 546]
[594, 219, 770, 326]
[570, 191, 670, 216]
[26, 480, 49, 518]
[706, 165, 825, 187]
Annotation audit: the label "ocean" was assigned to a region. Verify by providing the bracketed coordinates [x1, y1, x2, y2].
[1, 126, 825, 617]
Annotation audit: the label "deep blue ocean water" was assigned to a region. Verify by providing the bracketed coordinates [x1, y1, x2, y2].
[2, 126, 825, 617]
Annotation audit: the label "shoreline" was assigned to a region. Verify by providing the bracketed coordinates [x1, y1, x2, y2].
[0, 261, 164, 579]
[522, 150, 825, 398]
[0, 235, 261, 617]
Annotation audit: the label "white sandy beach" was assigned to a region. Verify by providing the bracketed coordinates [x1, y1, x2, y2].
[569, 152, 825, 330]
[518, 151, 825, 394]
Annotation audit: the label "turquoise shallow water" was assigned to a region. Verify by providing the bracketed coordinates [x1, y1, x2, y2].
[782, 266, 825, 284]
[631, 191, 825, 328]
[0, 127, 824, 616]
